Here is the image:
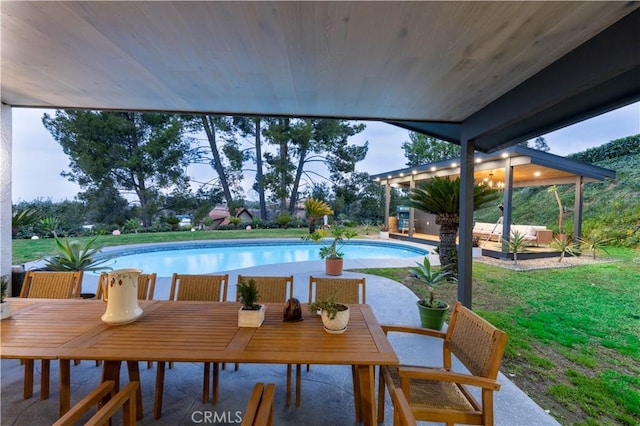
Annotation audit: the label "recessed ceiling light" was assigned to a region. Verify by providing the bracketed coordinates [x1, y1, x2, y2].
[534, 171, 541, 177]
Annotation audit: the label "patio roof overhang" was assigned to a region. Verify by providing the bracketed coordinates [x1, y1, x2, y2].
[371, 146, 617, 189]
[1, 2, 639, 308]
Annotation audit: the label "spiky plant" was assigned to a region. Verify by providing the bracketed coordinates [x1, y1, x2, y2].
[304, 198, 333, 234]
[12, 207, 40, 238]
[550, 235, 578, 263]
[45, 237, 111, 271]
[39, 216, 61, 238]
[502, 230, 529, 265]
[410, 257, 457, 308]
[408, 176, 500, 271]
[237, 279, 260, 310]
[578, 231, 610, 259]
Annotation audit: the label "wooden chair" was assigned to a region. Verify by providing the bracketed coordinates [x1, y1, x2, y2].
[96, 271, 156, 301]
[53, 381, 138, 426]
[391, 388, 417, 426]
[19, 270, 84, 400]
[377, 301, 508, 426]
[304, 276, 366, 411]
[96, 272, 156, 367]
[242, 383, 276, 426]
[234, 275, 294, 405]
[153, 273, 228, 419]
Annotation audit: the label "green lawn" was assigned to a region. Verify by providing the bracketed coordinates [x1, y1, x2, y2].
[10, 231, 640, 425]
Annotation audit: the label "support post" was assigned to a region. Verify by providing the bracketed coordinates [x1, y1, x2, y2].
[384, 180, 391, 229]
[408, 175, 415, 237]
[1, 104, 12, 294]
[573, 176, 584, 245]
[458, 138, 474, 308]
[501, 157, 514, 250]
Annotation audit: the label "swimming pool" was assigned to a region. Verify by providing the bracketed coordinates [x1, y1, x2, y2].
[96, 239, 428, 276]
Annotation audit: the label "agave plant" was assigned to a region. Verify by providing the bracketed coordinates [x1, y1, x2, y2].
[12, 207, 40, 238]
[578, 231, 610, 259]
[39, 216, 61, 238]
[502, 230, 529, 265]
[45, 237, 112, 272]
[410, 257, 457, 308]
[550, 235, 578, 263]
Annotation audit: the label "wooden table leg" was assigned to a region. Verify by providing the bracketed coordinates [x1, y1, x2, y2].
[126, 361, 144, 420]
[41, 360, 50, 400]
[59, 359, 71, 417]
[101, 360, 122, 390]
[356, 365, 375, 426]
[154, 361, 166, 419]
[351, 365, 361, 422]
[23, 359, 34, 399]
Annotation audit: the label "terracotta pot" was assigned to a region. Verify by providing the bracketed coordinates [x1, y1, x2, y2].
[325, 258, 344, 276]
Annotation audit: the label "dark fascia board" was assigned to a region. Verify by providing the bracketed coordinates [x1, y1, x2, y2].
[463, 7, 640, 153]
[385, 121, 461, 144]
[371, 145, 616, 182]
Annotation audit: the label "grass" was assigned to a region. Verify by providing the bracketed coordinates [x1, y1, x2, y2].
[357, 246, 640, 426]
[11, 231, 640, 424]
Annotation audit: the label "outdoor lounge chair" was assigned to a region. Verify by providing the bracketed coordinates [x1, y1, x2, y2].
[53, 380, 138, 426]
[377, 301, 508, 426]
[19, 270, 84, 400]
[233, 275, 295, 405]
[153, 273, 229, 418]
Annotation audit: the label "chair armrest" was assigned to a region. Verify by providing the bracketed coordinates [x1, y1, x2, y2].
[86, 382, 139, 425]
[398, 366, 501, 390]
[53, 381, 116, 426]
[381, 324, 446, 339]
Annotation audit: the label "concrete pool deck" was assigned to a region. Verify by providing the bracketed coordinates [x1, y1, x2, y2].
[3, 240, 560, 425]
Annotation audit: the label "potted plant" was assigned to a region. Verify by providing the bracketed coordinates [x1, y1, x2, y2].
[308, 294, 350, 334]
[1, 275, 11, 320]
[303, 226, 358, 276]
[379, 223, 390, 240]
[410, 257, 457, 330]
[237, 279, 266, 327]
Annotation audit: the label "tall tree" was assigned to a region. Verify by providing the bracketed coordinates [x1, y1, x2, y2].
[519, 136, 550, 152]
[42, 111, 193, 227]
[262, 118, 366, 214]
[184, 115, 247, 213]
[402, 132, 461, 166]
[234, 117, 268, 220]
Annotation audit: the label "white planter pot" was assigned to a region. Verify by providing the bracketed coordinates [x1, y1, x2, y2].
[101, 269, 144, 325]
[321, 305, 350, 334]
[0, 300, 11, 320]
[238, 304, 266, 327]
[472, 247, 483, 258]
[379, 231, 389, 240]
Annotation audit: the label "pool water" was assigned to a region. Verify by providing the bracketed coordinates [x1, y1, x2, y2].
[99, 240, 427, 276]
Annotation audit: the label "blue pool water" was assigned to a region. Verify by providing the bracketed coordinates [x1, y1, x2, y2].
[97, 240, 427, 276]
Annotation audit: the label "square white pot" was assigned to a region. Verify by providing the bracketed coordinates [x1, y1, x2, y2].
[472, 247, 483, 258]
[238, 304, 266, 327]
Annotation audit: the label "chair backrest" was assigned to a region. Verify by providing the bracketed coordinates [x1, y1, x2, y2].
[242, 382, 275, 426]
[391, 387, 417, 426]
[236, 275, 293, 303]
[96, 272, 157, 301]
[53, 380, 138, 426]
[308, 276, 366, 304]
[444, 301, 508, 379]
[20, 271, 83, 299]
[169, 273, 228, 301]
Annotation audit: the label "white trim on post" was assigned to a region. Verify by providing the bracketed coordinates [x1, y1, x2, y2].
[0, 104, 12, 294]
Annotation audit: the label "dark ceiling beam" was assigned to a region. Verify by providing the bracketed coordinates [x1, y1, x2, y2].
[462, 8, 640, 153]
[384, 121, 461, 144]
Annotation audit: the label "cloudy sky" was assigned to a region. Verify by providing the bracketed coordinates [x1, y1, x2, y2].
[10, 102, 640, 203]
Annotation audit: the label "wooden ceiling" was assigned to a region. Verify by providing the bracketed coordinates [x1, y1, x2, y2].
[2, 1, 639, 151]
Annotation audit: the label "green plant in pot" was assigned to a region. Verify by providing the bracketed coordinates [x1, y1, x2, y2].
[308, 294, 350, 334]
[302, 226, 358, 276]
[410, 256, 457, 330]
[237, 279, 265, 327]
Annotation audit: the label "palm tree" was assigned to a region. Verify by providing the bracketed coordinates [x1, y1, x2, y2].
[304, 198, 333, 234]
[408, 176, 500, 269]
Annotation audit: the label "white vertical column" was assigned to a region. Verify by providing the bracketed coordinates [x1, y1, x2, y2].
[0, 104, 12, 294]
[408, 175, 415, 237]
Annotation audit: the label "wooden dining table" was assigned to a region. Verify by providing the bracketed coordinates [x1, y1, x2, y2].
[1, 298, 398, 425]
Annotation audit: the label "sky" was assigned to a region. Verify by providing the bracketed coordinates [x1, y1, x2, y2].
[10, 102, 640, 204]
